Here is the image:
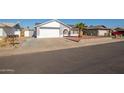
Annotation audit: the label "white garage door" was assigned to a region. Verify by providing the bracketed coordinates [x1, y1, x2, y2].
[38, 28, 60, 38]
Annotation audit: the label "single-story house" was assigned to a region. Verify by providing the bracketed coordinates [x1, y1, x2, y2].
[0, 23, 21, 38]
[34, 19, 72, 38]
[112, 27, 124, 37]
[84, 25, 112, 36]
[68, 25, 79, 36]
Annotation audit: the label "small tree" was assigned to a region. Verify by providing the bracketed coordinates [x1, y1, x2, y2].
[75, 23, 87, 37]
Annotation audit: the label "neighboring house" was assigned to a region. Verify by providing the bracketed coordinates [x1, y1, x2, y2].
[34, 19, 72, 38]
[84, 25, 112, 36]
[68, 25, 79, 36]
[0, 23, 21, 38]
[112, 27, 124, 37]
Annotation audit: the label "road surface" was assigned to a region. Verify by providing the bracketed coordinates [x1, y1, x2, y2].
[0, 41, 124, 74]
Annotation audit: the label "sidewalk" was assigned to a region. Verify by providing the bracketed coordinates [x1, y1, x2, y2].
[0, 38, 124, 57]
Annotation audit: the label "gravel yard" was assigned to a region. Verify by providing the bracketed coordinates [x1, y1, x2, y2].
[0, 37, 124, 57]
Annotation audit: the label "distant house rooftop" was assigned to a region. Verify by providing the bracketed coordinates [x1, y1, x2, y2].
[68, 25, 111, 31]
[35, 23, 41, 26]
[68, 24, 75, 27]
[114, 27, 124, 31]
[68, 24, 79, 31]
[87, 25, 111, 30]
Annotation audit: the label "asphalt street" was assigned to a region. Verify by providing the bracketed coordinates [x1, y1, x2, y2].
[0, 41, 124, 74]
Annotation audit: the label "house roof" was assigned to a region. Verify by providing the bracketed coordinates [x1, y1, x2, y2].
[68, 24, 75, 27]
[87, 25, 111, 30]
[35, 19, 72, 28]
[114, 27, 124, 31]
[68, 25, 79, 31]
[68, 25, 111, 31]
[0, 23, 19, 28]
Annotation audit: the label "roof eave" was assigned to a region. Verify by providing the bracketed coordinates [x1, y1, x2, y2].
[34, 19, 72, 29]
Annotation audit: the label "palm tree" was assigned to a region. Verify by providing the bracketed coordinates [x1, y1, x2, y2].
[75, 23, 87, 37]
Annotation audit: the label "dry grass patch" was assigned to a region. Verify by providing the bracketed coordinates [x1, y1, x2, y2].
[0, 38, 8, 47]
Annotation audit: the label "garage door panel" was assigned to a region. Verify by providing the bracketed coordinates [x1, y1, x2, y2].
[39, 29, 60, 38]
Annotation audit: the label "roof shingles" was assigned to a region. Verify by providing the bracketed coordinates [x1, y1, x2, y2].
[0, 23, 17, 28]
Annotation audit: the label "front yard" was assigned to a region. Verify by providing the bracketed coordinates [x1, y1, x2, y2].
[0, 36, 124, 57]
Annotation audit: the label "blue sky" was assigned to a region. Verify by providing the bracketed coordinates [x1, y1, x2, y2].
[0, 19, 124, 28]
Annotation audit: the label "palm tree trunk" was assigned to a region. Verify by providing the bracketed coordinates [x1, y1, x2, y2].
[78, 30, 81, 37]
[79, 30, 83, 37]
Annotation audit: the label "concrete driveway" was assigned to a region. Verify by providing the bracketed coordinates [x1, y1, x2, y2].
[0, 41, 124, 74]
